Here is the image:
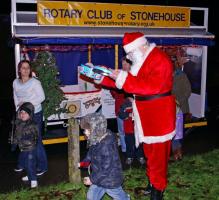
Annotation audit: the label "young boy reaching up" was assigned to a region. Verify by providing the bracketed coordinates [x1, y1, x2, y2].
[79, 112, 130, 200]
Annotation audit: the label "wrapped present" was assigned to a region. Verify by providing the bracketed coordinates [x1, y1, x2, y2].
[93, 65, 112, 76]
[80, 64, 102, 80]
[79, 64, 112, 80]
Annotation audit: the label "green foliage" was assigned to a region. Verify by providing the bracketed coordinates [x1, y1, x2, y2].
[1, 149, 219, 199]
[31, 51, 66, 122]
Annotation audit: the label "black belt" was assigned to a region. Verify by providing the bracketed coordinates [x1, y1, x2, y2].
[135, 91, 172, 101]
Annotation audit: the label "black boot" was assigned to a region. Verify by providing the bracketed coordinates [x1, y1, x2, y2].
[150, 186, 164, 200]
[144, 182, 152, 196]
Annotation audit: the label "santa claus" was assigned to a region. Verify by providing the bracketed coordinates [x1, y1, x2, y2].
[95, 32, 176, 200]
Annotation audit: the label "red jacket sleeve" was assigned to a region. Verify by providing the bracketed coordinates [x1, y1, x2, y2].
[101, 76, 117, 89]
[79, 161, 91, 168]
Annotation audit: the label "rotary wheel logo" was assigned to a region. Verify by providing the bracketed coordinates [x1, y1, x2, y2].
[66, 101, 81, 117]
[68, 104, 77, 113]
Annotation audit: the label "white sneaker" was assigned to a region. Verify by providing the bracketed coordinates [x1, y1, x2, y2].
[36, 170, 47, 176]
[31, 180, 38, 188]
[138, 157, 146, 165]
[14, 168, 24, 172]
[125, 158, 133, 165]
[22, 176, 29, 181]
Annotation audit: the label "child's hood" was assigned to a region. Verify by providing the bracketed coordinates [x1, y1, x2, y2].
[80, 112, 108, 146]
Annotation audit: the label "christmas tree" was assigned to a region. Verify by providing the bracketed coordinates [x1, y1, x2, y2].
[31, 51, 66, 122]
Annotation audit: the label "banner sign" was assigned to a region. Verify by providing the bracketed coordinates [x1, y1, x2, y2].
[37, 1, 190, 28]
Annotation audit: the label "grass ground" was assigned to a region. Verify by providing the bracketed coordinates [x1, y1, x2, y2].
[1, 149, 219, 200]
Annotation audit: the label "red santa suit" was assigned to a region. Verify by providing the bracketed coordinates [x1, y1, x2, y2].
[100, 32, 176, 191]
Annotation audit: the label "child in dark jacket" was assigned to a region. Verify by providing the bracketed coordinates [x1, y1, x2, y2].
[12, 102, 38, 188]
[172, 102, 184, 161]
[118, 95, 145, 166]
[79, 112, 130, 200]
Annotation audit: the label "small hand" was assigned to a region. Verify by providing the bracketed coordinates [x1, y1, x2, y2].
[78, 66, 83, 73]
[109, 69, 121, 80]
[177, 56, 189, 66]
[83, 177, 92, 186]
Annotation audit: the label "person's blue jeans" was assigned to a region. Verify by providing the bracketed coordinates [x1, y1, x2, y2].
[17, 111, 48, 172]
[87, 184, 130, 200]
[172, 139, 182, 151]
[34, 111, 48, 172]
[23, 149, 37, 181]
[117, 117, 126, 152]
[17, 151, 25, 169]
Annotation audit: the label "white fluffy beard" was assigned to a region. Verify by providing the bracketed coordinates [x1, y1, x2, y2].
[128, 43, 156, 76]
[129, 51, 146, 76]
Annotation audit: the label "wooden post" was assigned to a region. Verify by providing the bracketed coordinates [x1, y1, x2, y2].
[115, 44, 119, 70]
[88, 44, 92, 63]
[67, 118, 81, 183]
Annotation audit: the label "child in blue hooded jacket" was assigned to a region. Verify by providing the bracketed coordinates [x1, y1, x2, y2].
[79, 112, 130, 200]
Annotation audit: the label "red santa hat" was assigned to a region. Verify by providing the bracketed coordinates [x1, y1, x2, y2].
[123, 32, 148, 53]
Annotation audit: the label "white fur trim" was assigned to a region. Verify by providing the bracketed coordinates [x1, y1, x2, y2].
[115, 71, 128, 89]
[133, 100, 176, 147]
[133, 100, 144, 147]
[124, 36, 147, 53]
[140, 130, 176, 144]
[130, 43, 156, 76]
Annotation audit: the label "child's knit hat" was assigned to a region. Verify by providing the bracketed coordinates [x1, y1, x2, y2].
[18, 102, 35, 118]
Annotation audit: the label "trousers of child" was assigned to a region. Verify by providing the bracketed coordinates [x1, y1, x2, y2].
[125, 134, 144, 159]
[87, 184, 130, 200]
[23, 148, 37, 181]
[117, 117, 126, 152]
[18, 111, 48, 172]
